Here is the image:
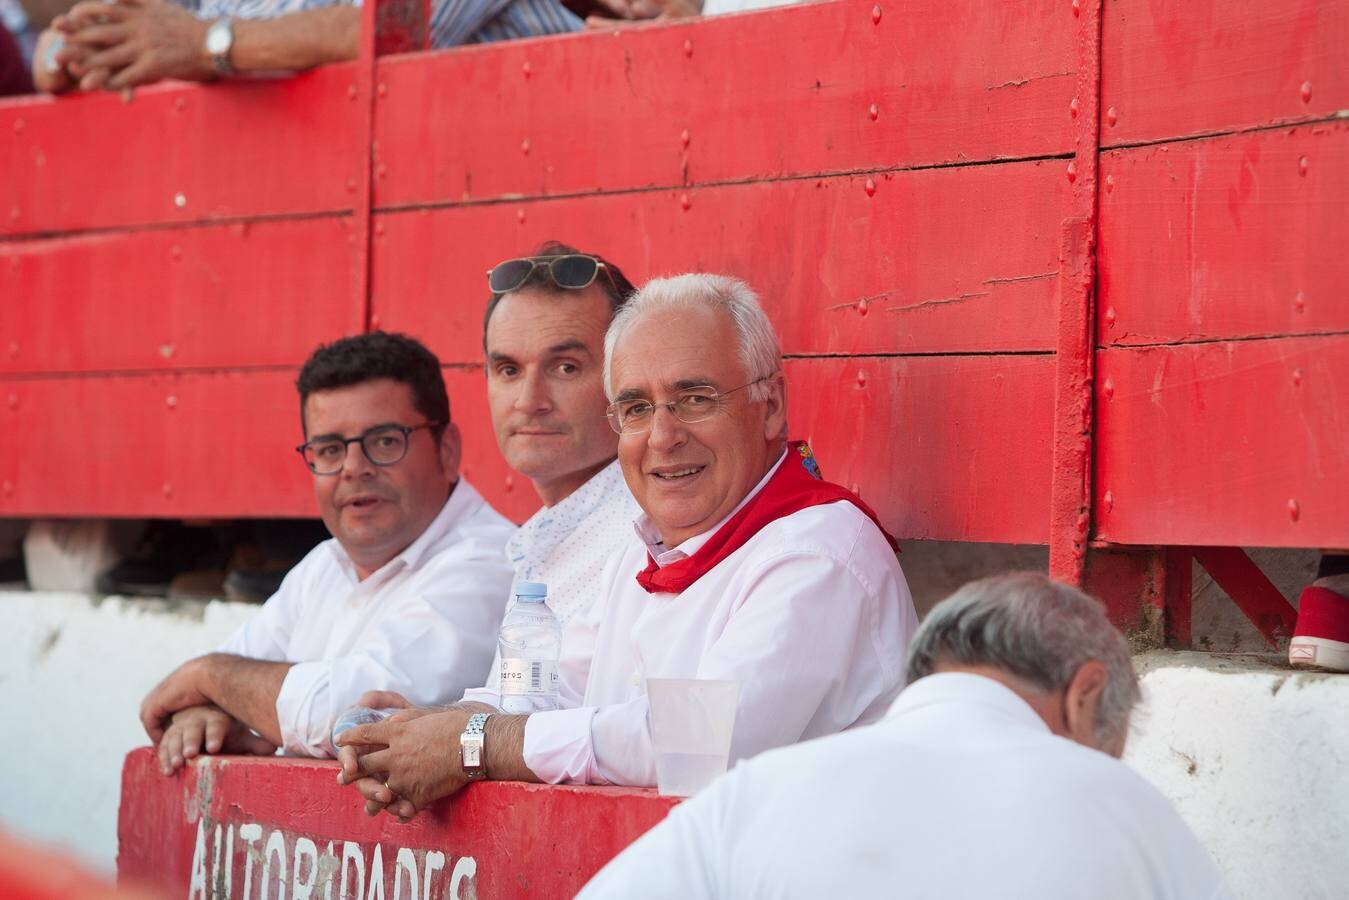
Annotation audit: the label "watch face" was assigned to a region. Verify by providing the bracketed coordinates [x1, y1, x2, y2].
[206, 23, 230, 55]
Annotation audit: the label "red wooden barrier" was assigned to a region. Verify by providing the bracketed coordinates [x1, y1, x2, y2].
[117, 748, 677, 899]
[0, 2, 1345, 622]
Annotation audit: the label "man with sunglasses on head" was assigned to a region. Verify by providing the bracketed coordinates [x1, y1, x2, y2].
[139, 332, 516, 773]
[335, 274, 917, 818]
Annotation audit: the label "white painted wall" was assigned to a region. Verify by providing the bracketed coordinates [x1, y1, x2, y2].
[0, 590, 255, 873]
[3, 591, 1345, 899]
[1125, 652, 1349, 900]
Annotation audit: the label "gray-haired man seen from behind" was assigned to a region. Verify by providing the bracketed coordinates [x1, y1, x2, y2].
[579, 572, 1233, 900]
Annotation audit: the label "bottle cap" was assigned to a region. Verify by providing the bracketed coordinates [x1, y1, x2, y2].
[515, 581, 548, 601]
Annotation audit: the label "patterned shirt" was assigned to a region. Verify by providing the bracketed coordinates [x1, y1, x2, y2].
[181, 0, 580, 51]
[463, 459, 640, 709]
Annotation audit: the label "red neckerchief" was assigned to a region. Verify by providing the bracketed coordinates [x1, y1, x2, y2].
[635, 441, 898, 595]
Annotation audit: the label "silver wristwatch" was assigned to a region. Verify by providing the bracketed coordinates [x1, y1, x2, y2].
[204, 18, 235, 76]
[460, 712, 491, 780]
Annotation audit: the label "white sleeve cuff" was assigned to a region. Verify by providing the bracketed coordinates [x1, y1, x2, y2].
[274, 660, 337, 758]
[523, 706, 603, 784]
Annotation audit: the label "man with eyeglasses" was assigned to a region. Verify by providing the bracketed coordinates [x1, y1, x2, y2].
[335, 274, 917, 817]
[139, 332, 515, 773]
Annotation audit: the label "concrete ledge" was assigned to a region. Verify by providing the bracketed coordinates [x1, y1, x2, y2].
[1125, 651, 1349, 900]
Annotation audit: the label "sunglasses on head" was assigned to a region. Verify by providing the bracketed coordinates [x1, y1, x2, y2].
[487, 254, 614, 295]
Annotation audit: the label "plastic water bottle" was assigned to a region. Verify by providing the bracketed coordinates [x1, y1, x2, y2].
[498, 582, 562, 713]
[331, 706, 399, 754]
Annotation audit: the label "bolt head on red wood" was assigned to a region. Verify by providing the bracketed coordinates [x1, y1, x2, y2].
[11, 118, 22, 133]
[1065, 161, 1077, 183]
[521, 138, 531, 155]
[1106, 106, 1118, 127]
[1102, 377, 1114, 400]
[1069, 97, 1080, 119]
[871, 4, 881, 24]
[517, 209, 527, 223]
[1288, 499, 1300, 522]
[1104, 174, 1115, 193]
[1300, 81, 1312, 103]
[679, 193, 691, 210]
[1294, 291, 1305, 313]
[1291, 368, 1303, 386]
[1104, 306, 1116, 327]
[1103, 490, 1114, 511]
[680, 129, 691, 148]
[868, 103, 879, 121]
[165, 395, 178, 409]
[1298, 156, 1309, 177]
[857, 298, 869, 316]
[522, 61, 532, 78]
[864, 178, 876, 196]
[683, 39, 693, 57]
[856, 369, 867, 387]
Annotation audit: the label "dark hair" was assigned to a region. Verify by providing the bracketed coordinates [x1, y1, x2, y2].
[482, 240, 636, 351]
[296, 331, 450, 438]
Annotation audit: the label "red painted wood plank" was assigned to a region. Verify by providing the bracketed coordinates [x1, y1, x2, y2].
[0, 368, 530, 522]
[117, 748, 678, 899]
[0, 64, 362, 237]
[1100, 0, 1349, 146]
[0, 218, 363, 374]
[786, 354, 1054, 544]
[372, 159, 1072, 363]
[1098, 122, 1349, 347]
[1094, 335, 1349, 549]
[372, 0, 1076, 206]
[0, 371, 314, 518]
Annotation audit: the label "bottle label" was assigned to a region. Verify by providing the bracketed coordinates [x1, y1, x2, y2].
[500, 659, 559, 696]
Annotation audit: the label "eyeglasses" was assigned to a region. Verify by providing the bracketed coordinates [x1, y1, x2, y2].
[296, 422, 441, 475]
[487, 254, 614, 295]
[605, 377, 772, 435]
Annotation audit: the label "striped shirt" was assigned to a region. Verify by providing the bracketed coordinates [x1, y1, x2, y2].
[182, 0, 580, 50]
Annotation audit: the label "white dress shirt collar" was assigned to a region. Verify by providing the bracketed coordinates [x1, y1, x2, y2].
[634, 447, 790, 567]
[886, 671, 1050, 735]
[325, 479, 474, 583]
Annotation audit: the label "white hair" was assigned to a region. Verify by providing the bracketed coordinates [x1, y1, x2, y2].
[602, 273, 783, 402]
[906, 572, 1141, 751]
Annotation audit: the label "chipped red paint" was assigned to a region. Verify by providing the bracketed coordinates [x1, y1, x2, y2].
[117, 748, 678, 899]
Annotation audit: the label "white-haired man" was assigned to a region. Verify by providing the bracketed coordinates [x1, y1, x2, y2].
[579, 572, 1234, 900]
[335, 274, 917, 816]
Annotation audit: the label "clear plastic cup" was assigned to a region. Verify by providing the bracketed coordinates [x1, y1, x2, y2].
[646, 678, 740, 797]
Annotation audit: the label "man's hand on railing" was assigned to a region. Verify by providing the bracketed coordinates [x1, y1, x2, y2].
[584, 0, 702, 29]
[156, 704, 278, 776]
[53, 0, 214, 92]
[337, 706, 473, 820]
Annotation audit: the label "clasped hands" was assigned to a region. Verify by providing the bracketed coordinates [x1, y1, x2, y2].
[335, 690, 478, 822]
[139, 655, 277, 776]
[46, 0, 213, 93]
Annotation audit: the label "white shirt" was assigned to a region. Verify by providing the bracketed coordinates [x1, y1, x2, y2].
[522, 451, 918, 785]
[220, 478, 515, 757]
[462, 460, 639, 708]
[579, 673, 1235, 900]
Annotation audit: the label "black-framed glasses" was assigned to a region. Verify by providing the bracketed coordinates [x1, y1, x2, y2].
[605, 377, 773, 435]
[296, 422, 441, 475]
[487, 254, 615, 295]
